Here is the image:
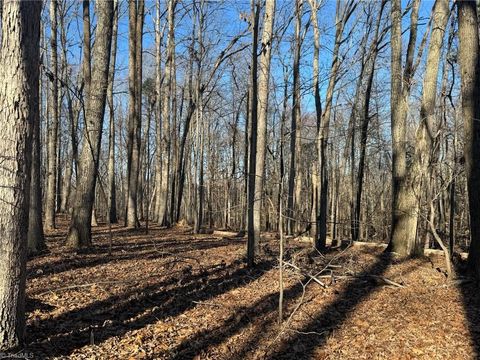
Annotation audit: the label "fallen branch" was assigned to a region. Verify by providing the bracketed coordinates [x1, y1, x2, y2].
[284, 261, 326, 288]
[368, 275, 404, 288]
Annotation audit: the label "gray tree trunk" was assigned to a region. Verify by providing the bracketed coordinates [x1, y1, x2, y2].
[65, 0, 114, 248]
[387, 0, 448, 256]
[457, 1, 480, 279]
[287, 0, 302, 235]
[107, 0, 119, 224]
[45, 0, 59, 230]
[0, 0, 41, 349]
[126, 0, 144, 228]
[248, 0, 275, 266]
[158, 0, 176, 226]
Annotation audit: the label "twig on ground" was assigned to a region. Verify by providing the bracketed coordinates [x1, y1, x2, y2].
[284, 261, 326, 288]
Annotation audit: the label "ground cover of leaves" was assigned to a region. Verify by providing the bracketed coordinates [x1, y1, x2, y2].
[24, 219, 480, 359]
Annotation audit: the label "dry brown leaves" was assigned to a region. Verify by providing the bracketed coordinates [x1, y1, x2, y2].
[23, 219, 480, 359]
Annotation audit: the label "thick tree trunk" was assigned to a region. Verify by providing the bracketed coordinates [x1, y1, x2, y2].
[388, 0, 448, 256]
[65, 0, 114, 248]
[45, 0, 59, 230]
[0, 0, 40, 349]
[457, 1, 480, 278]
[387, 0, 419, 255]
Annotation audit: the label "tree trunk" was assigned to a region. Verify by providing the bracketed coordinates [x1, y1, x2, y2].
[158, 0, 176, 226]
[107, 0, 119, 224]
[65, 0, 114, 248]
[246, 0, 260, 265]
[248, 0, 275, 266]
[154, 0, 163, 223]
[355, 0, 386, 242]
[315, 0, 356, 250]
[457, 0, 480, 278]
[307, 0, 322, 241]
[28, 75, 47, 255]
[45, 0, 59, 230]
[388, 0, 448, 256]
[126, 0, 144, 228]
[287, 0, 302, 235]
[0, 0, 40, 349]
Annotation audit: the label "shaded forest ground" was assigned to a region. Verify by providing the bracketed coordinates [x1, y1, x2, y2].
[24, 217, 480, 359]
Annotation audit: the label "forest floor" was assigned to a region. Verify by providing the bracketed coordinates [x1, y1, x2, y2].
[23, 217, 480, 359]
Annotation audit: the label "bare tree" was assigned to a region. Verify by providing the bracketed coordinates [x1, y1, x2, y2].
[157, 0, 176, 227]
[387, 0, 449, 255]
[107, 0, 119, 224]
[248, 0, 276, 266]
[126, 0, 145, 228]
[0, 0, 41, 349]
[315, 0, 356, 250]
[287, 0, 303, 235]
[457, 0, 480, 278]
[65, 0, 114, 248]
[45, 0, 59, 230]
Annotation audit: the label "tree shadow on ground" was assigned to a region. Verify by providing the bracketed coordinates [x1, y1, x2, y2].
[455, 259, 480, 357]
[26, 260, 273, 358]
[170, 281, 304, 359]
[27, 236, 244, 280]
[262, 252, 394, 359]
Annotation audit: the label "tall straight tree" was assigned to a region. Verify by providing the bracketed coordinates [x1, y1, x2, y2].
[154, 0, 163, 224]
[0, 0, 41, 349]
[315, 0, 356, 250]
[287, 0, 302, 235]
[28, 18, 47, 255]
[65, 0, 114, 248]
[307, 0, 322, 240]
[247, 0, 275, 266]
[354, 0, 387, 242]
[45, 0, 59, 230]
[107, 0, 119, 224]
[246, 0, 260, 246]
[457, 0, 480, 279]
[387, 0, 420, 255]
[157, 0, 176, 226]
[126, 0, 144, 228]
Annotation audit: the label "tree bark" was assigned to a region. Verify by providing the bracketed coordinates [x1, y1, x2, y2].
[65, 0, 114, 248]
[315, 0, 356, 250]
[158, 0, 176, 226]
[45, 0, 59, 230]
[287, 0, 302, 235]
[307, 0, 322, 240]
[248, 0, 275, 266]
[0, 0, 40, 349]
[457, 0, 480, 278]
[387, 0, 448, 256]
[28, 76, 47, 255]
[355, 0, 386, 242]
[107, 0, 119, 224]
[126, 0, 144, 228]
[246, 0, 260, 263]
